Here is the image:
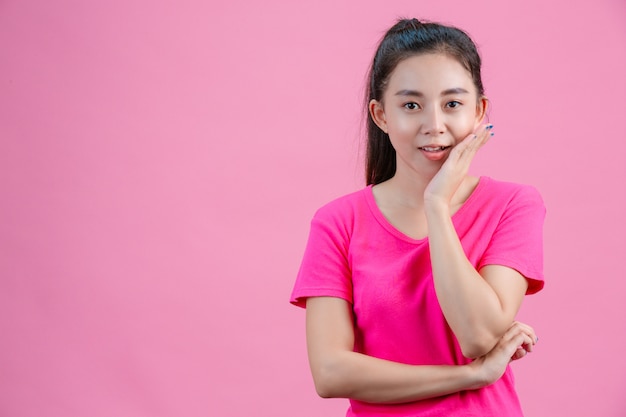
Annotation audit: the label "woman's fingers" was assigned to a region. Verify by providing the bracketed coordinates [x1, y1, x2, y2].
[461, 124, 493, 150]
[511, 348, 527, 361]
[449, 124, 494, 167]
[510, 321, 538, 353]
[468, 123, 493, 148]
[477, 322, 533, 385]
[502, 329, 530, 357]
[509, 335, 533, 361]
[505, 321, 538, 359]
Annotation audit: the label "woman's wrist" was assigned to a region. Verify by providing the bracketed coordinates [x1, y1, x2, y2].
[465, 360, 490, 390]
[424, 199, 451, 221]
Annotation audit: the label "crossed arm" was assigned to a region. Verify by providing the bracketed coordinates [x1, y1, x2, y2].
[306, 297, 536, 404]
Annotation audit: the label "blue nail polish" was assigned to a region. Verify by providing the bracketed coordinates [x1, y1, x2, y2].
[490, 132, 494, 136]
[486, 124, 493, 130]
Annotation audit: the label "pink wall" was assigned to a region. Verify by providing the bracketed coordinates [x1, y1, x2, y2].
[1, 0, 625, 416]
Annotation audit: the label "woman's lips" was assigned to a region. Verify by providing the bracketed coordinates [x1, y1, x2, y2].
[419, 146, 450, 152]
[418, 145, 451, 160]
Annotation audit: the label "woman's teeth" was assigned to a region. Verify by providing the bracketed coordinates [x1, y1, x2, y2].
[421, 146, 449, 152]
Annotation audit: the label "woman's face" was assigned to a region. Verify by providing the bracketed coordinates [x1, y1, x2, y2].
[370, 53, 487, 176]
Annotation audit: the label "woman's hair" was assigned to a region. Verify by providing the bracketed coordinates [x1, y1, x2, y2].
[365, 18, 485, 185]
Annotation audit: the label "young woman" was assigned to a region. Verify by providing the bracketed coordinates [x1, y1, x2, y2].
[290, 18, 545, 416]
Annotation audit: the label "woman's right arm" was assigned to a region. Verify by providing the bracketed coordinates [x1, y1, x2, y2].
[306, 296, 535, 404]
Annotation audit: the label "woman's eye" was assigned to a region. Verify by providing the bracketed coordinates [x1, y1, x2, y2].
[404, 102, 419, 110]
[446, 101, 461, 108]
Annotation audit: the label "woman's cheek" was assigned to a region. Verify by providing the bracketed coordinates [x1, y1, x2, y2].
[392, 114, 414, 134]
[450, 125, 475, 143]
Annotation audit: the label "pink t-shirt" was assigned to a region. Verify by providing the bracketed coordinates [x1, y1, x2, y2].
[290, 176, 545, 417]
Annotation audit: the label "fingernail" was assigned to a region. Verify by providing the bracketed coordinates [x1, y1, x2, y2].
[486, 124, 493, 130]
[490, 132, 494, 136]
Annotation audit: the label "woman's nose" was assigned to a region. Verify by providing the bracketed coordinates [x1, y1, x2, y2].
[422, 108, 445, 135]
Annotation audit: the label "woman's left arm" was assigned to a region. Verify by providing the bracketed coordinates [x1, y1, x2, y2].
[424, 125, 537, 358]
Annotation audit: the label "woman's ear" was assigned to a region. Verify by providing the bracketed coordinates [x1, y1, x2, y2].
[475, 96, 489, 127]
[369, 99, 388, 133]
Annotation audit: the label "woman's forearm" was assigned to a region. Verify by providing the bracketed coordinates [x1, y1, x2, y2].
[306, 297, 489, 404]
[425, 203, 517, 358]
[305, 297, 535, 404]
[311, 350, 484, 403]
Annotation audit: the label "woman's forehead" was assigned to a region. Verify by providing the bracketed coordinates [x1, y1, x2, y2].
[386, 54, 476, 96]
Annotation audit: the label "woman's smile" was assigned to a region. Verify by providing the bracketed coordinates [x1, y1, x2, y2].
[418, 145, 453, 161]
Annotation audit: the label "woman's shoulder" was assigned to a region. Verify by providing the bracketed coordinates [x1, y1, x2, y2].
[312, 186, 372, 222]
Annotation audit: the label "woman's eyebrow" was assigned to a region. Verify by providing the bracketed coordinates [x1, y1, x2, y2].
[441, 87, 470, 95]
[394, 88, 470, 97]
[394, 89, 424, 97]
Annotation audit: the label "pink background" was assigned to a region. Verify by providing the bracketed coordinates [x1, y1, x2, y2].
[1, 0, 625, 416]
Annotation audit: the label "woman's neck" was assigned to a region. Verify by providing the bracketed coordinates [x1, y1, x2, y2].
[382, 174, 430, 209]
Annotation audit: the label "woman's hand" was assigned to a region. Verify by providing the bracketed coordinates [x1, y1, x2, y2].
[470, 321, 538, 388]
[424, 124, 493, 209]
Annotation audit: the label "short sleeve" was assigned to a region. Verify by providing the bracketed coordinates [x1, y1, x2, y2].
[290, 206, 353, 308]
[478, 185, 546, 294]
